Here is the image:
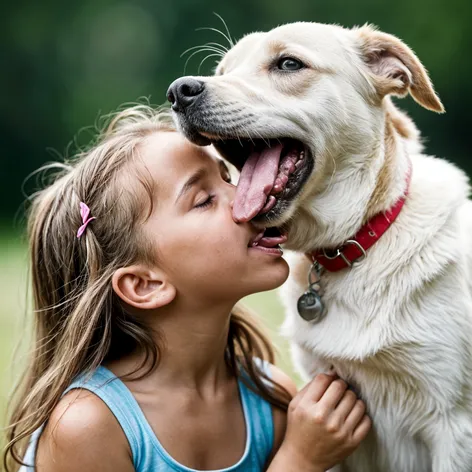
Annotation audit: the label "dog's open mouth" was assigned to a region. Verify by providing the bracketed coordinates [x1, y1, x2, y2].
[247, 226, 288, 253]
[208, 137, 313, 224]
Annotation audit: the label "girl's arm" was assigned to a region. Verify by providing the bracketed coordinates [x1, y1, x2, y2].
[267, 368, 371, 472]
[36, 390, 134, 472]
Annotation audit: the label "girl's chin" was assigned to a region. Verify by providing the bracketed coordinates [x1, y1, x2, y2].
[245, 261, 290, 294]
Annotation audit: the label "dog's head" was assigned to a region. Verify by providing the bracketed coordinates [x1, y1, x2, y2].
[168, 22, 443, 242]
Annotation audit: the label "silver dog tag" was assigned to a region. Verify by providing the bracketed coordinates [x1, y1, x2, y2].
[297, 261, 326, 323]
[297, 290, 325, 322]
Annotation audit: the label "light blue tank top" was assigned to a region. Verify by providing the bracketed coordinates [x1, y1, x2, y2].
[21, 364, 274, 471]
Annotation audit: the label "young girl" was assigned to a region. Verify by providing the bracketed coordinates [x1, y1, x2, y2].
[4, 105, 370, 472]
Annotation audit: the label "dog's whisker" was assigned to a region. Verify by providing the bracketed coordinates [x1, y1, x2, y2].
[181, 42, 228, 56]
[253, 130, 271, 148]
[204, 41, 229, 53]
[183, 48, 224, 75]
[181, 45, 225, 60]
[196, 26, 234, 49]
[253, 130, 265, 146]
[198, 53, 223, 74]
[183, 50, 204, 75]
[212, 12, 235, 47]
[191, 47, 225, 58]
[245, 128, 256, 147]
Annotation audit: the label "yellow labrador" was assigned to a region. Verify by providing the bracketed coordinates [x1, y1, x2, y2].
[168, 22, 472, 472]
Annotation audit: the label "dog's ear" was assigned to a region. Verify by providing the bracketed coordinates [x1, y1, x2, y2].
[355, 25, 444, 113]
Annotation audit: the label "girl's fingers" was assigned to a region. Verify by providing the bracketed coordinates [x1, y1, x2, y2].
[352, 414, 372, 443]
[291, 374, 337, 410]
[315, 378, 348, 412]
[344, 399, 367, 431]
[332, 389, 358, 422]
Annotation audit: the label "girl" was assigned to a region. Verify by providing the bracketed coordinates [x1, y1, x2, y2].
[4, 105, 370, 472]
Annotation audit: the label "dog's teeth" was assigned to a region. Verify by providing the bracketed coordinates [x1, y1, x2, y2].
[295, 160, 304, 169]
[260, 195, 277, 214]
[272, 181, 283, 194]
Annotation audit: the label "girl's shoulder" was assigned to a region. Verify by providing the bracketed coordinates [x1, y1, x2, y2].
[36, 388, 134, 471]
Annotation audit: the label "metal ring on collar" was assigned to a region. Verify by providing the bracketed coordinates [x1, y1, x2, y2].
[322, 247, 342, 260]
[343, 239, 367, 265]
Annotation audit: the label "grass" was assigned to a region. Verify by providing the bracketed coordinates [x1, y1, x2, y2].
[0, 234, 30, 431]
[0, 232, 299, 456]
[243, 291, 298, 381]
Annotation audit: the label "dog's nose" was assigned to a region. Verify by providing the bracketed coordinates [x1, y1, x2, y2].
[167, 78, 205, 112]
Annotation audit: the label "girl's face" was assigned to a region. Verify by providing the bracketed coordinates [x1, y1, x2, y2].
[137, 131, 289, 305]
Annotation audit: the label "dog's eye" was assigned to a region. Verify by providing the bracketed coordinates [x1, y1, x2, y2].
[277, 57, 304, 71]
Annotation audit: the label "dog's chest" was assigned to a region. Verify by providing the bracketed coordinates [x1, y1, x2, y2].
[282, 248, 472, 413]
[281, 246, 472, 472]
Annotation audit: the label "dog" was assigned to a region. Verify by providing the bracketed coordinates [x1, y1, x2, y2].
[167, 21, 472, 472]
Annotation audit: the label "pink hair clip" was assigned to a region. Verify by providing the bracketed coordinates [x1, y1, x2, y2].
[77, 202, 96, 238]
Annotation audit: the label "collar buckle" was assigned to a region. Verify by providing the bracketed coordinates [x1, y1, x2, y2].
[322, 239, 367, 268]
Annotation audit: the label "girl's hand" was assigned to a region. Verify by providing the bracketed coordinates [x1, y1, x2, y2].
[272, 373, 371, 472]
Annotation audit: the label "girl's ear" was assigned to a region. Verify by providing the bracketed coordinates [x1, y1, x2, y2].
[112, 265, 176, 310]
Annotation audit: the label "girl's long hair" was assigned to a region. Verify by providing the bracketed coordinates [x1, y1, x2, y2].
[3, 104, 291, 471]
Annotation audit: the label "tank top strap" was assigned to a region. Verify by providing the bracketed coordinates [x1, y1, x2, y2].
[238, 359, 275, 467]
[63, 365, 148, 470]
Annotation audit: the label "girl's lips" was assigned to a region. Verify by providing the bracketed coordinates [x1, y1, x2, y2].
[248, 245, 284, 256]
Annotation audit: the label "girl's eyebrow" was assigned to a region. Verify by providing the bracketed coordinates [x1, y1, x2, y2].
[175, 167, 207, 204]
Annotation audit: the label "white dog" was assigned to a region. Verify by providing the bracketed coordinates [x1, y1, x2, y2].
[168, 22, 472, 472]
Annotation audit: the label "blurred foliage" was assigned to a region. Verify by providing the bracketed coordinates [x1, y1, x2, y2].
[2, 0, 471, 225]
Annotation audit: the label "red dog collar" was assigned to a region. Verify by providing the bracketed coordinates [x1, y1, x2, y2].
[307, 161, 412, 272]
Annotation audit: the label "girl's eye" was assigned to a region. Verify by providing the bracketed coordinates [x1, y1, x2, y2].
[194, 194, 215, 209]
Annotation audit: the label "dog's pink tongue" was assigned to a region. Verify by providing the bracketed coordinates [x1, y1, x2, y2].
[233, 143, 283, 222]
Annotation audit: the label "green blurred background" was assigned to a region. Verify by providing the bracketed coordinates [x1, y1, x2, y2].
[1, 0, 470, 454]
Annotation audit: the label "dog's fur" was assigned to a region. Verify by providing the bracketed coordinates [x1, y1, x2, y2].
[172, 22, 472, 472]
